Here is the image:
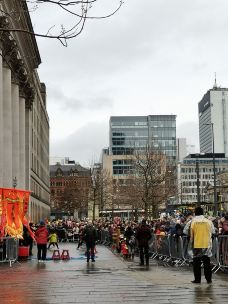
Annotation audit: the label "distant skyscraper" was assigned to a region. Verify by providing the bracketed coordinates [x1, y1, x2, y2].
[199, 81, 228, 155]
[176, 138, 196, 163]
[176, 138, 187, 163]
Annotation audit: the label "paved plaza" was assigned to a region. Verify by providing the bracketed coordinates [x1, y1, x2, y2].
[0, 244, 228, 304]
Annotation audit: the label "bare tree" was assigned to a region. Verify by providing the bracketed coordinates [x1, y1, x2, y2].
[61, 184, 89, 217]
[133, 147, 177, 218]
[91, 167, 112, 217]
[0, 0, 124, 46]
[115, 179, 144, 221]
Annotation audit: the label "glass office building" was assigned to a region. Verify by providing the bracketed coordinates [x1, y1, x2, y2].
[109, 115, 176, 175]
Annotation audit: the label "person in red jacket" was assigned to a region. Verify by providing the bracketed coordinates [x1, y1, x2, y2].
[35, 220, 49, 262]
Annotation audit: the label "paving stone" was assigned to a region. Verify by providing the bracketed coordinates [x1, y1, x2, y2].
[0, 244, 228, 303]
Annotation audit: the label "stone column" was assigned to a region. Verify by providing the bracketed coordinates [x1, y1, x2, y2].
[25, 106, 31, 190]
[2, 66, 12, 188]
[0, 49, 3, 186]
[19, 94, 26, 189]
[12, 82, 20, 187]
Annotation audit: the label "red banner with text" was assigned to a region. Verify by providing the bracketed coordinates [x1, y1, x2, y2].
[0, 188, 31, 238]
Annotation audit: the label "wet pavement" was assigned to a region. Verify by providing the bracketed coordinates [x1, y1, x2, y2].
[0, 243, 228, 303]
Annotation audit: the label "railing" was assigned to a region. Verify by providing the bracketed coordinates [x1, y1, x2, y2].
[215, 235, 228, 273]
[149, 234, 228, 272]
[0, 237, 19, 267]
[100, 229, 112, 246]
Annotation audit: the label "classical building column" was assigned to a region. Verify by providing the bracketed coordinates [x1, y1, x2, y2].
[0, 48, 3, 186]
[25, 107, 31, 190]
[2, 66, 12, 188]
[12, 82, 20, 187]
[19, 94, 26, 189]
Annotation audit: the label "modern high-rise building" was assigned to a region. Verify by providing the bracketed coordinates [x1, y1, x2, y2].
[105, 115, 176, 176]
[110, 115, 176, 158]
[176, 138, 196, 163]
[176, 138, 187, 163]
[199, 82, 228, 155]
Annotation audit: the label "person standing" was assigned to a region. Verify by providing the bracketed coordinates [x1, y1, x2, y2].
[35, 220, 49, 262]
[83, 221, 97, 262]
[28, 223, 36, 256]
[47, 230, 59, 249]
[184, 207, 215, 284]
[124, 225, 135, 259]
[136, 219, 152, 266]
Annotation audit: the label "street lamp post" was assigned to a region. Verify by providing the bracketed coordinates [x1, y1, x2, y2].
[92, 177, 96, 221]
[93, 186, 96, 221]
[211, 123, 218, 216]
[195, 155, 201, 206]
[204, 123, 217, 216]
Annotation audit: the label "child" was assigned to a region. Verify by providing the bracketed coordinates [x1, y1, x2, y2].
[128, 235, 136, 259]
[120, 238, 128, 259]
[48, 230, 59, 249]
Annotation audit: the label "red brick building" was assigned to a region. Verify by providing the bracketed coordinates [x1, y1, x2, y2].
[50, 163, 91, 219]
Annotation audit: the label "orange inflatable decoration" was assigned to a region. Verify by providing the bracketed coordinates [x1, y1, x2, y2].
[0, 188, 31, 239]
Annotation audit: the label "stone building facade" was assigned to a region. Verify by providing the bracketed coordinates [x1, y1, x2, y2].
[50, 164, 91, 219]
[0, 1, 50, 222]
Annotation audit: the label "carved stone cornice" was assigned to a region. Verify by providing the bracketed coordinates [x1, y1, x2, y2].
[0, 15, 35, 109]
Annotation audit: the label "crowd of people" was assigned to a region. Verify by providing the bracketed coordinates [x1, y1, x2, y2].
[20, 210, 228, 256]
[19, 210, 228, 282]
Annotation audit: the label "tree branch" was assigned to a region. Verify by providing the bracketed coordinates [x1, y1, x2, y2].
[0, 0, 124, 46]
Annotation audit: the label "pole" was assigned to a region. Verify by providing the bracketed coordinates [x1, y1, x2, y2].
[196, 156, 201, 206]
[93, 187, 96, 221]
[211, 123, 218, 216]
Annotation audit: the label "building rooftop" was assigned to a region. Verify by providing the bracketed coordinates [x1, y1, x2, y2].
[50, 164, 90, 177]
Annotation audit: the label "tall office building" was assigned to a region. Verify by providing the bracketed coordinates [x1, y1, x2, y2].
[107, 115, 176, 176]
[199, 82, 228, 155]
[176, 138, 187, 163]
[176, 138, 196, 163]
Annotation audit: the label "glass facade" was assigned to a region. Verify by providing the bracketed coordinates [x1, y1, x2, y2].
[148, 115, 176, 160]
[110, 115, 176, 162]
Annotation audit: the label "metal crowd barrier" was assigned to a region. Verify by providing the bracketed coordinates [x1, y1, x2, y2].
[156, 235, 171, 263]
[0, 237, 19, 267]
[169, 236, 185, 266]
[149, 234, 228, 272]
[100, 229, 111, 245]
[214, 235, 228, 273]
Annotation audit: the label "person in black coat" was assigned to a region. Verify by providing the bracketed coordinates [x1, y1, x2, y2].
[83, 221, 98, 262]
[136, 219, 152, 266]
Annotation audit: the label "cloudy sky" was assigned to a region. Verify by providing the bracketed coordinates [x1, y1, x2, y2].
[30, 0, 228, 167]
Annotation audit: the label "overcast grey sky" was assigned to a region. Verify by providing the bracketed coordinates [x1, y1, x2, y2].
[31, 0, 228, 166]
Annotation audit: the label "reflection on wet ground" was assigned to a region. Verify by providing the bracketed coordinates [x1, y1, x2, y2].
[0, 244, 227, 304]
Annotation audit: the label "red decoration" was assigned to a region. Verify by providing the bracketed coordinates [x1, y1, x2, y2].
[0, 188, 31, 238]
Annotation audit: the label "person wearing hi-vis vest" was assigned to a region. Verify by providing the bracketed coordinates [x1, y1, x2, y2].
[184, 207, 215, 284]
